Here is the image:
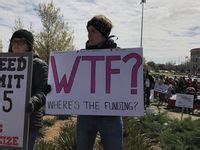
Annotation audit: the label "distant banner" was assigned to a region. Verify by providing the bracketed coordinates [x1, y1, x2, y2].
[175, 94, 194, 108]
[154, 82, 169, 93]
[0, 52, 32, 149]
[46, 48, 144, 116]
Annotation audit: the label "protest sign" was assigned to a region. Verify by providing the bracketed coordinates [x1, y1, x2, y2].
[0, 52, 32, 149]
[154, 82, 169, 93]
[175, 94, 194, 108]
[46, 48, 144, 116]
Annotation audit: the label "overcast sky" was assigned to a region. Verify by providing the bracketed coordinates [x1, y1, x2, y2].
[0, 0, 200, 64]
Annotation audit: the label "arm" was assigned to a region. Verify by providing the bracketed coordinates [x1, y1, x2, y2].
[30, 57, 48, 112]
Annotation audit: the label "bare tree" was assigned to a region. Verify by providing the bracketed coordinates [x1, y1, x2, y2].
[35, 2, 74, 62]
[12, 18, 34, 33]
[12, 18, 24, 32]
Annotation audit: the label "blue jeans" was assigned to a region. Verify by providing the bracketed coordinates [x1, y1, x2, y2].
[76, 115, 123, 150]
[28, 127, 39, 150]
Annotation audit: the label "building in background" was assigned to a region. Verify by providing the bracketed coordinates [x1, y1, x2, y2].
[0, 39, 3, 52]
[190, 48, 200, 76]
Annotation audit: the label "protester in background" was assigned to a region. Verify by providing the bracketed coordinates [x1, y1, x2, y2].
[177, 77, 187, 93]
[8, 29, 50, 150]
[76, 15, 123, 150]
[192, 79, 198, 92]
[144, 70, 155, 107]
[157, 75, 166, 106]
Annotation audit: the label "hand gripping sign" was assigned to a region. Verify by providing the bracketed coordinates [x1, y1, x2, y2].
[46, 48, 144, 116]
[0, 52, 32, 150]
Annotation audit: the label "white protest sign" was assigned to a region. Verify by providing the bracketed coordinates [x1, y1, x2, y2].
[46, 48, 144, 116]
[154, 82, 169, 93]
[0, 52, 32, 149]
[175, 94, 194, 108]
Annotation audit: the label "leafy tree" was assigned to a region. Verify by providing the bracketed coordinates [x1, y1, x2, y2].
[147, 61, 158, 71]
[147, 61, 156, 69]
[35, 2, 74, 62]
[157, 64, 165, 71]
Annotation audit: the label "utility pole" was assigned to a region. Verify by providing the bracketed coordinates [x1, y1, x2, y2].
[140, 0, 146, 48]
[0, 39, 3, 52]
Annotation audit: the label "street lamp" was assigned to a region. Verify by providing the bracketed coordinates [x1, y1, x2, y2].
[140, 0, 146, 48]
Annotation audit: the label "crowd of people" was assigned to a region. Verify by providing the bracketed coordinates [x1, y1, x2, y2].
[144, 72, 200, 107]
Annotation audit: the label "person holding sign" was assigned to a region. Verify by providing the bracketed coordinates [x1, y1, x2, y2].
[144, 70, 155, 107]
[76, 15, 123, 150]
[8, 29, 49, 150]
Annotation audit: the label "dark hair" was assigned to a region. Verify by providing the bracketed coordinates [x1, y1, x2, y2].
[8, 29, 34, 52]
[87, 15, 113, 38]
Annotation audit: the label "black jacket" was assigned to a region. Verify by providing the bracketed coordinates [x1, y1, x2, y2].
[30, 54, 48, 128]
[86, 38, 117, 50]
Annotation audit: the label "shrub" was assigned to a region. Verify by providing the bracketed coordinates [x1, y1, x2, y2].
[55, 121, 76, 150]
[123, 117, 152, 150]
[159, 118, 200, 149]
[42, 117, 57, 127]
[123, 113, 173, 149]
[35, 139, 57, 150]
[56, 115, 70, 120]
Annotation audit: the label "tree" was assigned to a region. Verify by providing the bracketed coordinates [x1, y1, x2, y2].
[12, 18, 34, 34]
[12, 18, 24, 32]
[165, 62, 175, 71]
[35, 2, 74, 62]
[157, 64, 165, 71]
[147, 61, 156, 70]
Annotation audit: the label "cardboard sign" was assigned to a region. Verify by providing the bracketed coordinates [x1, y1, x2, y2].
[175, 94, 194, 108]
[154, 82, 169, 93]
[0, 52, 32, 149]
[46, 48, 144, 116]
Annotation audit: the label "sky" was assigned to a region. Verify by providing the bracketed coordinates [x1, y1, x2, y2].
[0, 0, 200, 64]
